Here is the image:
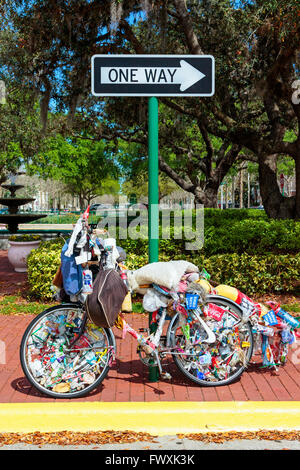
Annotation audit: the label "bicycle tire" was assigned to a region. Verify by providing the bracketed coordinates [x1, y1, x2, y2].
[169, 296, 253, 387]
[20, 303, 115, 399]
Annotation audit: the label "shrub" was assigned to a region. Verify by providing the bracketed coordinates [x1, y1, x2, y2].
[8, 234, 42, 242]
[116, 219, 300, 257]
[202, 219, 300, 255]
[27, 237, 300, 300]
[198, 253, 300, 295]
[27, 238, 64, 300]
[26, 210, 300, 300]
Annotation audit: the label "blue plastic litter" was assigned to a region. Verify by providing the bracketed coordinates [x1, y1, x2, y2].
[197, 370, 205, 379]
[262, 309, 278, 326]
[185, 293, 199, 310]
[61, 240, 83, 296]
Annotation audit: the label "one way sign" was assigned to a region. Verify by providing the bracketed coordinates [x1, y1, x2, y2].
[91, 55, 214, 97]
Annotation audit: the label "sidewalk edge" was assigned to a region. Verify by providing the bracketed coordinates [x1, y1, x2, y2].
[0, 401, 300, 435]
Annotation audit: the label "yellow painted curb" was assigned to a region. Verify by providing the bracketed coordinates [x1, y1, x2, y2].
[0, 402, 300, 435]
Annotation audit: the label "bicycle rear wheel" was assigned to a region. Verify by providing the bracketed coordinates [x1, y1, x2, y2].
[20, 303, 115, 398]
[170, 297, 253, 386]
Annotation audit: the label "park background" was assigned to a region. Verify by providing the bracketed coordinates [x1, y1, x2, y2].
[0, 1, 299, 449]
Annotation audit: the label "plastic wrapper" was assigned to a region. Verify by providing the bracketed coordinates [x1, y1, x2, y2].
[142, 288, 169, 312]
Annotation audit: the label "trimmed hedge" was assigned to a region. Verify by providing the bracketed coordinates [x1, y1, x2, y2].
[199, 253, 300, 295]
[203, 219, 300, 255]
[26, 211, 300, 300]
[27, 238, 64, 300]
[27, 238, 300, 300]
[114, 220, 300, 258]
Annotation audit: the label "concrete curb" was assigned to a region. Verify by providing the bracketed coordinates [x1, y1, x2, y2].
[0, 402, 300, 435]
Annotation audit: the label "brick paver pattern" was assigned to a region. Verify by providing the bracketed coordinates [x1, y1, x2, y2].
[1, 250, 300, 403]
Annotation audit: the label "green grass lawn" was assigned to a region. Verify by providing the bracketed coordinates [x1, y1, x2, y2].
[0, 295, 56, 315]
[281, 303, 300, 314]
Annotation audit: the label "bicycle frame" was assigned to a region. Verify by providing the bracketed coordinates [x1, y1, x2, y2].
[118, 296, 232, 365]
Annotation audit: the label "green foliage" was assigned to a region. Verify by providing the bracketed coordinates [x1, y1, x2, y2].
[30, 212, 101, 225]
[27, 241, 300, 299]
[28, 136, 120, 207]
[116, 210, 300, 256]
[0, 87, 44, 184]
[0, 295, 55, 315]
[124, 252, 300, 295]
[203, 218, 300, 255]
[27, 238, 64, 300]
[27, 213, 300, 300]
[199, 253, 300, 295]
[8, 234, 41, 242]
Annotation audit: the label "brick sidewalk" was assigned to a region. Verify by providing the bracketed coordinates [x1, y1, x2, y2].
[1, 249, 300, 404]
[0, 251, 28, 295]
[1, 313, 300, 404]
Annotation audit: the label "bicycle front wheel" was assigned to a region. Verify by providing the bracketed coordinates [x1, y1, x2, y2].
[20, 304, 115, 399]
[170, 297, 253, 387]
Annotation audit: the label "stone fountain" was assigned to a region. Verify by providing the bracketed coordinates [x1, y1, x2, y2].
[0, 181, 47, 233]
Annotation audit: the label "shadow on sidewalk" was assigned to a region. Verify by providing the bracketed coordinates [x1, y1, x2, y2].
[11, 376, 104, 399]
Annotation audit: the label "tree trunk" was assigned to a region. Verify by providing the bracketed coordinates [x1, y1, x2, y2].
[79, 195, 85, 210]
[225, 183, 229, 208]
[194, 184, 218, 208]
[258, 153, 296, 219]
[247, 172, 251, 208]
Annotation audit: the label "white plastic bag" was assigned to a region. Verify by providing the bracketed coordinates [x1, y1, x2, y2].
[142, 288, 169, 312]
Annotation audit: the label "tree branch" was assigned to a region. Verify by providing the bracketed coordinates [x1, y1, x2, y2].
[172, 0, 204, 54]
[120, 19, 145, 54]
[158, 154, 194, 192]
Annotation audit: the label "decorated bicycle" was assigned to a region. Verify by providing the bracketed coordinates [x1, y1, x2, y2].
[197, 271, 300, 371]
[20, 208, 255, 398]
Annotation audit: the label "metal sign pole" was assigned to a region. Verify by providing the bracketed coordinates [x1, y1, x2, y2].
[148, 96, 159, 263]
[148, 96, 159, 382]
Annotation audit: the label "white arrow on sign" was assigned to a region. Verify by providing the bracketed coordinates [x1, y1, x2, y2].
[100, 60, 205, 92]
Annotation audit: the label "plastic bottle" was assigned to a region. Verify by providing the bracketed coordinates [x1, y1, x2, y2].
[82, 268, 93, 294]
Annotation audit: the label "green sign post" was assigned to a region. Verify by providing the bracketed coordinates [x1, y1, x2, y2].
[147, 96, 160, 382]
[148, 96, 159, 264]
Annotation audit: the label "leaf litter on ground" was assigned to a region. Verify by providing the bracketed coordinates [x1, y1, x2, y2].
[1, 430, 300, 447]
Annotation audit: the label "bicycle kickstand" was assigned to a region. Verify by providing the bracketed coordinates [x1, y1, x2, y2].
[153, 349, 172, 381]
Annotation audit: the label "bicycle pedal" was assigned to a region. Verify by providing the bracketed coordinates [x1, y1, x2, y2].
[161, 372, 172, 380]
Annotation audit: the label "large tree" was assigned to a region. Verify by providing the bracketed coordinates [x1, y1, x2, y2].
[163, 0, 300, 218]
[2, 0, 299, 216]
[0, 85, 44, 185]
[29, 135, 120, 208]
